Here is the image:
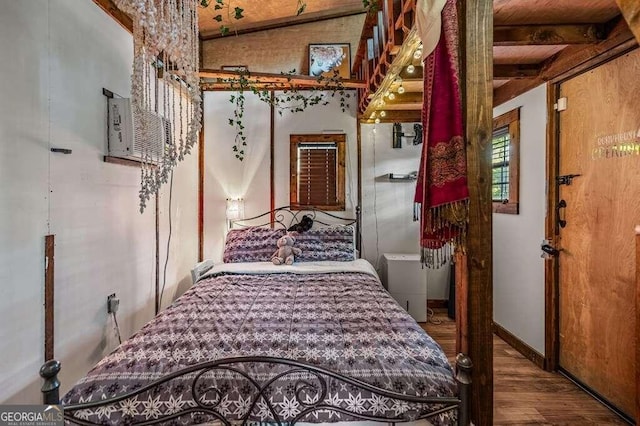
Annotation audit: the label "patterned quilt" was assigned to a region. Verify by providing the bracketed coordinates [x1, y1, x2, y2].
[62, 262, 457, 425]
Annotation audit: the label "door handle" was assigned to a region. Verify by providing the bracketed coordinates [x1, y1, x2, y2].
[557, 199, 567, 228]
[541, 240, 562, 258]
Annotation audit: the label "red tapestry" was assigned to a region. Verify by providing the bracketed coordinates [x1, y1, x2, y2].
[415, 0, 468, 261]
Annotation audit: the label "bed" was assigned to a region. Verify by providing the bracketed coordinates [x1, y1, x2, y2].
[40, 207, 471, 425]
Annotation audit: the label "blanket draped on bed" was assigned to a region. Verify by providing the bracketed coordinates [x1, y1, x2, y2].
[62, 265, 456, 425]
[414, 0, 469, 265]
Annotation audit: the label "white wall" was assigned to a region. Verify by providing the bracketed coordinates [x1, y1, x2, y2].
[0, 0, 197, 403]
[493, 84, 547, 355]
[360, 123, 450, 300]
[203, 91, 358, 262]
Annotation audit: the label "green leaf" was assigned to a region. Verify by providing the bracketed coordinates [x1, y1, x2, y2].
[213, 14, 223, 22]
[214, 4, 223, 10]
[220, 25, 229, 36]
[234, 7, 244, 20]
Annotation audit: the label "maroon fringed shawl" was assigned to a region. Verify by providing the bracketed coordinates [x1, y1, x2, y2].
[415, 0, 468, 263]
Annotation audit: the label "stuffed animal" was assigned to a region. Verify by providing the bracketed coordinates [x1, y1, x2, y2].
[287, 215, 314, 233]
[271, 235, 302, 265]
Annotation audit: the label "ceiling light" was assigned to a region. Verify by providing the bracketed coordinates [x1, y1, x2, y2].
[413, 49, 422, 59]
[374, 118, 381, 124]
[388, 93, 396, 100]
[380, 111, 387, 118]
[397, 85, 406, 94]
[406, 65, 416, 74]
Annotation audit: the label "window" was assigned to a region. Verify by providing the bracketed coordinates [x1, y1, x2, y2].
[290, 134, 346, 211]
[492, 108, 520, 214]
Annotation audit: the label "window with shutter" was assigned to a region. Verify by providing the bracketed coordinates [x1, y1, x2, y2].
[290, 134, 346, 211]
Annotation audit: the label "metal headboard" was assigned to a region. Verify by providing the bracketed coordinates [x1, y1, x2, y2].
[230, 206, 362, 254]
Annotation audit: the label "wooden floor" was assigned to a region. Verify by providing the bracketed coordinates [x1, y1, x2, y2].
[422, 310, 627, 425]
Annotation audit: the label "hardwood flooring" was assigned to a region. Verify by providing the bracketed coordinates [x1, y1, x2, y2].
[422, 310, 627, 425]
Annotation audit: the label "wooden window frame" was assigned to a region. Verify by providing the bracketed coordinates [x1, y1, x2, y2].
[290, 134, 346, 211]
[492, 108, 520, 215]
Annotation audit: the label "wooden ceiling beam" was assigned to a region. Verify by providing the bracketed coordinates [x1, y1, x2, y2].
[200, 7, 366, 40]
[359, 110, 421, 123]
[493, 64, 541, 79]
[494, 24, 607, 46]
[494, 17, 636, 106]
[92, 0, 132, 33]
[199, 69, 366, 89]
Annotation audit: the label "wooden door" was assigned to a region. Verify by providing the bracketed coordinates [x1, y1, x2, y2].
[557, 48, 640, 420]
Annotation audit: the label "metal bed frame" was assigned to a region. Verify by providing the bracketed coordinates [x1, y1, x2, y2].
[39, 206, 473, 425]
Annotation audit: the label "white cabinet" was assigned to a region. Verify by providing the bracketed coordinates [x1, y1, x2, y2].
[382, 254, 427, 322]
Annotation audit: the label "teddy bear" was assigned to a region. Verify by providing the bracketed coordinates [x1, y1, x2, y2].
[271, 234, 301, 265]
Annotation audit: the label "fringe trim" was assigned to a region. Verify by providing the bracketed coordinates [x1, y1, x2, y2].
[419, 199, 469, 268]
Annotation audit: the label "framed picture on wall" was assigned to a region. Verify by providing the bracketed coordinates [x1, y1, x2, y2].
[308, 43, 351, 79]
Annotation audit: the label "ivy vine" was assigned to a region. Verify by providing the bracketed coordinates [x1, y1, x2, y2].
[196, 0, 376, 160]
[224, 70, 352, 161]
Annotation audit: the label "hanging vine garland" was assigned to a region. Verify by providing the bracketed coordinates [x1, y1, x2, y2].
[222, 70, 352, 161]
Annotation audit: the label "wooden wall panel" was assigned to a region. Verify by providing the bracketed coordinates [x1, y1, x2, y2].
[202, 14, 365, 75]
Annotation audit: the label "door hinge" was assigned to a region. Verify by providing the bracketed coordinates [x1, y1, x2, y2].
[554, 97, 568, 111]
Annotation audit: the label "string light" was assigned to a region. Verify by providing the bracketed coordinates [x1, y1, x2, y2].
[397, 85, 406, 94]
[388, 93, 396, 100]
[379, 111, 387, 118]
[406, 64, 416, 74]
[374, 118, 381, 124]
[413, 49, 423, 59]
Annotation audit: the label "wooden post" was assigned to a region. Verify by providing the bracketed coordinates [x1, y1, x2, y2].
[44, 235, 55, 362]
[270, 91, 276, 226]
[455, 252, 469, 356]
[198, 106, 205, 262]
[458, 0, 494, 424]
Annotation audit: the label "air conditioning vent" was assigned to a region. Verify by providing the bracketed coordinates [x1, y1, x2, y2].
[108, 98, 169, 163]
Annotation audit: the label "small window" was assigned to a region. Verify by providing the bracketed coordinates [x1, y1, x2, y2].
[492, 108, 520, 214]
[290, 134, 346, 211]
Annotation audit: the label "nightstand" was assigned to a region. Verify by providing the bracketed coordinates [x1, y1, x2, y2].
[382, 253, 427, 322]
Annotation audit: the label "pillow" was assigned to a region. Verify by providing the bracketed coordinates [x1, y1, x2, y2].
[291, 225, 356, 262]
[223, 227, 286, 263]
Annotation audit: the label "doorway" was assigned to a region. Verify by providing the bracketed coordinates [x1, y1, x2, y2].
[549, 48, 640, 422]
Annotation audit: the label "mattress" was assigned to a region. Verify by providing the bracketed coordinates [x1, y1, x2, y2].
[62, 260, 456, 425]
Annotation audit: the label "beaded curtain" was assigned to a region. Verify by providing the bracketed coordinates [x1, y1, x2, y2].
[115, 0, 202, 212]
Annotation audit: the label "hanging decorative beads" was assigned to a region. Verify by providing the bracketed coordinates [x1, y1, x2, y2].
[115, 0, 202, 212]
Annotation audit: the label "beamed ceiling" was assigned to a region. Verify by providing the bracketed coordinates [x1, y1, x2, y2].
[94, 0, 638, 116]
